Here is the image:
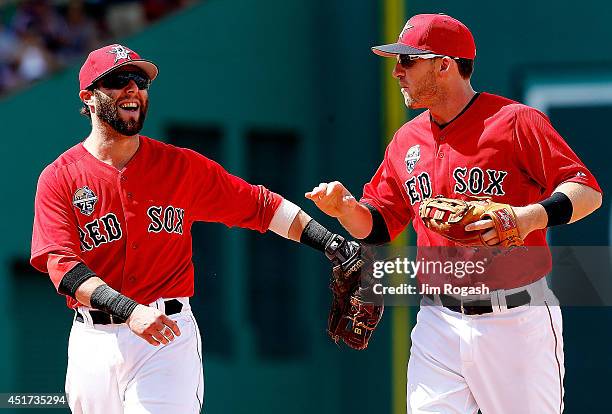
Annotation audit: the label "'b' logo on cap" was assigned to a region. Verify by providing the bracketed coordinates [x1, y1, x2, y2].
[399, 23, 414, 40]
[108, 45, 133, 64]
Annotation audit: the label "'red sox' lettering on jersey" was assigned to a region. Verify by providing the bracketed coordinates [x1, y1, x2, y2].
[452, 167, 508, 196]
[31, 136, 282, 309]
[78, 212, 123, 251]
[407, 166, 509, 204]
[146, 205, 185, 235]
[361, 93, 601, 288]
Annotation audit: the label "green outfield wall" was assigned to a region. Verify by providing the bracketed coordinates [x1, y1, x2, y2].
[1, 1, 610, 413]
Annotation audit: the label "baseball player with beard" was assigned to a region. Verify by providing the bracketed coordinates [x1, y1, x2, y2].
[30, 44, 358, 413]
[307, 14, 603, 414]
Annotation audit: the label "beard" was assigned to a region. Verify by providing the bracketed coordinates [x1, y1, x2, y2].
[94, 90, 147, 136]
[402, 67, 445, 109]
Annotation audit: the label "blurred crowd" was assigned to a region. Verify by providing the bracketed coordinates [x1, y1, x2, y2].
[0, 0, 196, 96]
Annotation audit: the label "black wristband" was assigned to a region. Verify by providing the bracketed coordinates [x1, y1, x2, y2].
[90, 285, 139, 321]
[539, 192, 573, 227]
[361, 203, 391, 245]
[300, 219, 334, 253]
[58, 263, 96, 298]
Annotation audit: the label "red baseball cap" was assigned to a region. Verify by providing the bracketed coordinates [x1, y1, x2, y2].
[372, 14, 476, 59]
[79, 44, 159, 90]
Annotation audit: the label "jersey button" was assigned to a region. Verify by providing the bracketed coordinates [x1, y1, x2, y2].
[438, 151, 444, 158]
[129, 276, 137, 283]
[127, 192, 133, 199]
[121, 176, 127, 182]
[131, 242, 138, 249]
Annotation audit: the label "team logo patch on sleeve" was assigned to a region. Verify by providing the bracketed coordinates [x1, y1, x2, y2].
[405, 145, 421, 174]
[73, 186, 98, 216]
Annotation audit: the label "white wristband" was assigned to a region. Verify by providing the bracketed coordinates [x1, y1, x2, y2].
[268, 199, 301, 238]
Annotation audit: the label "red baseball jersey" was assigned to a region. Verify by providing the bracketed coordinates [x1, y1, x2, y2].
[31, 136, 282, 308]
[361, 93, 602, 289]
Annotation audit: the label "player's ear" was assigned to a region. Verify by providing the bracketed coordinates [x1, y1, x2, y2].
[79, 89, 95, 112]
[438, 57, 453, 77]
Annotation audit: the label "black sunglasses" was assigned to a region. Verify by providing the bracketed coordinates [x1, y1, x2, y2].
[398, 54, 458, 68]
[97, 71, 151, 90]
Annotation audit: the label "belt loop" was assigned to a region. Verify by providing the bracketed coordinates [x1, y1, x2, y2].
[78, 308, 94, 327]
[497, 289, 508, 312]
[529, 277, 546, 303]
[156, 298, 166, 314]
[178, 297, 189, 312]
[433, 294, 443, 306]
[525, 282, 534, 303]
[490, 292, 502, 314]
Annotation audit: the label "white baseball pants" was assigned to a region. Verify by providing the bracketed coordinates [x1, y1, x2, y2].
[65, 298, 204, 414]
[407, 283, 564, 413]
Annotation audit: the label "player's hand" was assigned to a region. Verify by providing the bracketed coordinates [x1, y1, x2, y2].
[126, 304, 181, 346]
[305, 181, 358, 218]
[465, 219, 497, 245]
[465, 206, 532, 246]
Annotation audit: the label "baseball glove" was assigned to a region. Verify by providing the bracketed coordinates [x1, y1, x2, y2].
[419, 196, 524, 247]
[325, 235, 383, 350]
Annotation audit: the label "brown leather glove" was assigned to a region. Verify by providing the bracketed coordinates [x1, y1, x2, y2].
[325, 236, 383, 350]
[419, 196, 524, 247]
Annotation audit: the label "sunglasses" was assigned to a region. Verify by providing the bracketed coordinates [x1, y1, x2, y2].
[97, 71, 151, 90]
[398, 53, 452, 68]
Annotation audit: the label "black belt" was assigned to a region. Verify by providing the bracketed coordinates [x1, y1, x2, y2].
[75, 299, 183, 325]
[425, 290, 531, 315]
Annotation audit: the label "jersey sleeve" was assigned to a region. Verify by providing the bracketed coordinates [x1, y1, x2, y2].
[30, 166, 83, 289]
[186, 149, 283, 232]
[513, 107, 602, 195]
[360, 143, 413, 241]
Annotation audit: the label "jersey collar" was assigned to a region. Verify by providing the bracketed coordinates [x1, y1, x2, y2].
[430, 92, 481, 141]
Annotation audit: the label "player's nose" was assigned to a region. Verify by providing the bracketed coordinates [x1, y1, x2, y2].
[125, 79, 138, 93]
[392, 61, 404, 79]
